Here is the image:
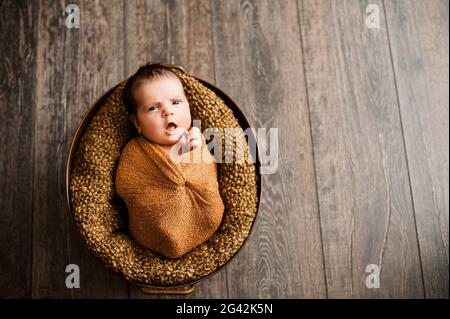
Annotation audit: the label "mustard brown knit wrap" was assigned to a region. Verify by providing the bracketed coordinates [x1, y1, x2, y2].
[115, 134, 225, 258]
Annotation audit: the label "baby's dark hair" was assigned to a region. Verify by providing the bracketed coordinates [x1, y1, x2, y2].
[123, 63, 181, 116]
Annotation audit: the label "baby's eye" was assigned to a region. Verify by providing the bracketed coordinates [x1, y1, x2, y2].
[172, 100, 182, 105]
[147, 106, 158, 112]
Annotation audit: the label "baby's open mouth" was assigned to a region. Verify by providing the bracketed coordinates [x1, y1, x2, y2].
[165, 122, 178, 133]
[166, 122, 177, 130]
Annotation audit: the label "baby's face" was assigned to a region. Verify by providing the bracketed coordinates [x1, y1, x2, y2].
[132, 75, 191, 146]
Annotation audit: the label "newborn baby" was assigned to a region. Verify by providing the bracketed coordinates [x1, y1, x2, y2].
[115, 63, 225, 258]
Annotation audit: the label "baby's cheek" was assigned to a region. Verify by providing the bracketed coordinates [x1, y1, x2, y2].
[184, 106, 192, 123]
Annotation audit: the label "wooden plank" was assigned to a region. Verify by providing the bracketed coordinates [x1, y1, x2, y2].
[385, 0, 449, 298]
[0, 1, 38, 298]
[299, 0, 424, 298]
[124, 0, 216, 83]
[32, 0, 128, 298]
[124, 0, 227, 299]
[211, 0, 327, 298]
[68, 0, 130, 299]
[124, 0, 168, 78]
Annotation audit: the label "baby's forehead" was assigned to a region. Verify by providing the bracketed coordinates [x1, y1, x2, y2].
[153, 73, 182, 85]
[136, 75, 186, 102]
[144, 75, 184, 91]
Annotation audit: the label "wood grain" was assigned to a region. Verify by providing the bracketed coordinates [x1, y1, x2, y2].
[68, 0, 129, 299]
[32, 0, 128, 298]
[298, 0, 424, 298]
[0, 0, 38, 298]
[385, 0, 449, 298]
[211, 0, 327, 298]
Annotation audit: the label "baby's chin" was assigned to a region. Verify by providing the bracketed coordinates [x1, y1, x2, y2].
[163, 135, 184, 145]
[165, 126, 187, 140]
[153, 130, 186, 145]
[142, 126, 189, 145]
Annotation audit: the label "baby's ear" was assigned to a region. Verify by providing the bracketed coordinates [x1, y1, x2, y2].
[130, 115, 141, 133]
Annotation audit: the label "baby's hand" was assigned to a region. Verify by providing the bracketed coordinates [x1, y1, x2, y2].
[187, 127, 202, 151]
[177, 127, 202, 155]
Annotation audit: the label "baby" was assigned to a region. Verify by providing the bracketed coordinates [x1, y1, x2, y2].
[125, 64, 201, 160]
[115, 64, 225, 259]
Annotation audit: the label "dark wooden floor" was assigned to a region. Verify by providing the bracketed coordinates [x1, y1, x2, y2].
[0, 0, 448, 299]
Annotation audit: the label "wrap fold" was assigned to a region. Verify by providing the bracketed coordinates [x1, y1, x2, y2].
[115, 134, 225, 258]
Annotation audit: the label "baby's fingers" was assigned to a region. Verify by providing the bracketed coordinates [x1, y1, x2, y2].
[190, 137, 202, 150]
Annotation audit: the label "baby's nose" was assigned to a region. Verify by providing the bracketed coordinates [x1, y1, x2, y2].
[162, 106, 174, 117]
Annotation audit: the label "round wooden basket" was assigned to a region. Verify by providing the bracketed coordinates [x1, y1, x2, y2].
[65, 64, 262, 294]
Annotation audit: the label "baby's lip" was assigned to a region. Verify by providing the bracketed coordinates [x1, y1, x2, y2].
[165, 121, 177, 129]
[165, 123, 184, 136]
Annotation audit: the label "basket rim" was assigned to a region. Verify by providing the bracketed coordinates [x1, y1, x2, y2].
[65, 66, 263, 289]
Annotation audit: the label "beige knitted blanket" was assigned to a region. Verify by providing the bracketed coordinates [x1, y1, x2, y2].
[115, 134, 225, 258]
